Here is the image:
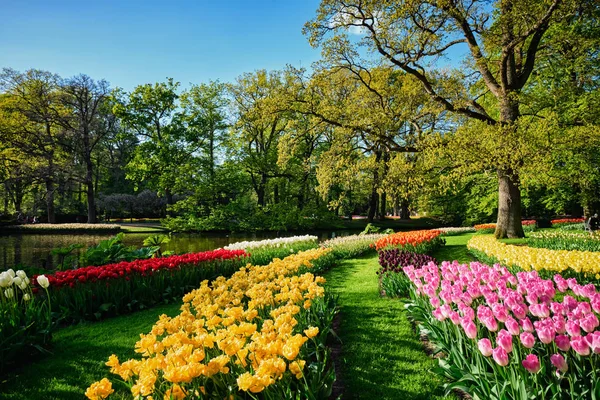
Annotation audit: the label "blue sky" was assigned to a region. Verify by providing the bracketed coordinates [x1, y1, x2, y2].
[1, 0, 322, 90]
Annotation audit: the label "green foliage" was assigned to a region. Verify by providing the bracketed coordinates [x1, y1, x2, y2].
[50, 244, 84, 271]
[80, 233, 159, 267]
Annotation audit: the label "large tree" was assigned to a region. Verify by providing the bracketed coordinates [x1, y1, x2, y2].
[306, 0, 582, 237]
[0, 69, 69, 223]
[58, 74, 114, 223]
[113, 79, 202, 208]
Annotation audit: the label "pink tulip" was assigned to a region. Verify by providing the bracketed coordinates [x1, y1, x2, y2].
[497, 329, 513, 353]
[430, 297, 441, 308]
[520, 332, 535, 349]
[580, 314, 599, 333]
[530, 303, 550, 318]
[585, 332, 600, 354]
[555, 335, 571, 352]
[492, 347, 509, 366]
[554, 275, 568, 292]
[521, 318, 534, 333]
[566, 320, 581, 337]
[571, 336, 590, 356]
[550, 354, 568, 373]
[462, 321, 478, 339]
[553, 315, 566, 334]
[433, 308, 446, 321]
[492, 303, 508, 322]
[505, 317, 520, 336]
[522, 354, 540, 373]
[536, 325, 556, 345]
[449, 311, 461, 325]
[478, 338, 493, 357]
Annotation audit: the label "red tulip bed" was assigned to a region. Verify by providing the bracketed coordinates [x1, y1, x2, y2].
[32, 249, 248, 322]
[402, 259, 600, 399]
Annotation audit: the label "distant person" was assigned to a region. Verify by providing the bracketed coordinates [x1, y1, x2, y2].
[589, 213, 599, 232]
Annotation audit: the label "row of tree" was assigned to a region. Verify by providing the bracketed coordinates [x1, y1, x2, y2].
[1, 0, 599, 237]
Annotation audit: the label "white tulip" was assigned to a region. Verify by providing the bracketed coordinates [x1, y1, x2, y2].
[4, 288, 14, 299]
[24, 277, 30, 285]
[7, 269, 15, 278]
[16, 270, 27, 279]
[0, 272, 12, 288]
[12, 277, 22, 286]
[36, 275, 50, 289]
[23, 293, 31, 301]
[19, 281, 28, 290]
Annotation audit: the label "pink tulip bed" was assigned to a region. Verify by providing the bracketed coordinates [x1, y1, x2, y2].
[403, 259, 600, 399]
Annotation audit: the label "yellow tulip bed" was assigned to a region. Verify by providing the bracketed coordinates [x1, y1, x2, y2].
[467, 235, 600, 277]
[85, 248, 337, 399]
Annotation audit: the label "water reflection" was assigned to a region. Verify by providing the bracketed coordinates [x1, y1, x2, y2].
[0, 230, 352, 271]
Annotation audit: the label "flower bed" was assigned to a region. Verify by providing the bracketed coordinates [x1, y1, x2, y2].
[403, 260, 600, 399]
[3, 223, 122, 234]
[86, 248, 337, 399]
[522, 220, 536, 232]
[474, 223, 497, 234]
[372, 229, 445, 253]
[529, 231, 600, 252]
[224, 235, 319, 265]
[467, 235, 600, 279]
[551, 218, 585, 228]
[32, 249, 249, 322]
[438, 227, 476, 235]
[377, 250, 436, 297]
[0, 269, 52, 373]
[321, 233, 386, 258]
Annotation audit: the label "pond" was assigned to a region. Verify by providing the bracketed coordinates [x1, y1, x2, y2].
[0, 230, 355, 271]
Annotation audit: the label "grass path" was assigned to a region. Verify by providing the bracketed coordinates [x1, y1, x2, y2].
[323, 255, 451, 400]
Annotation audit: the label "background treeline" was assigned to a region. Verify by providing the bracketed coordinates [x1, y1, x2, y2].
[1, 0, 599, 233]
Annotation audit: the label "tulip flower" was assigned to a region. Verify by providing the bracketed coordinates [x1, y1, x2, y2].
[36, 275, 50, 289]
[550, 354, 568, 373]
[522, 354, 541, 373]
[492, 347, 509, 366]
[0, 272, 12, 288]
[478, 338, 493, 357]
[505, 317, 520, 336]
[497, 329, 513, 353]
[555, 335, 571, 351]
[520, 332, 535, 349]
[571, 336, 590, 356]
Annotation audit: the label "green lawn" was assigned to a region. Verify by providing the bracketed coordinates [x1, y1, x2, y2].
[0, 303, 182, 400]
[432, 233, 477, 263]
[323, 255, 452, 399]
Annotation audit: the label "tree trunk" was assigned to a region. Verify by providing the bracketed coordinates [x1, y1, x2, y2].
[165, 188, 174, 206]
[256, 174, 267, 207]
[45, 178, 56, 223]
[378, 191, 387, 220]
[399, 198, 410, 220]
[495, 98, 524, 238]
[495, 169, 524, 238]
[86, 158, 97, 223]
[367, 187, 378, 223]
